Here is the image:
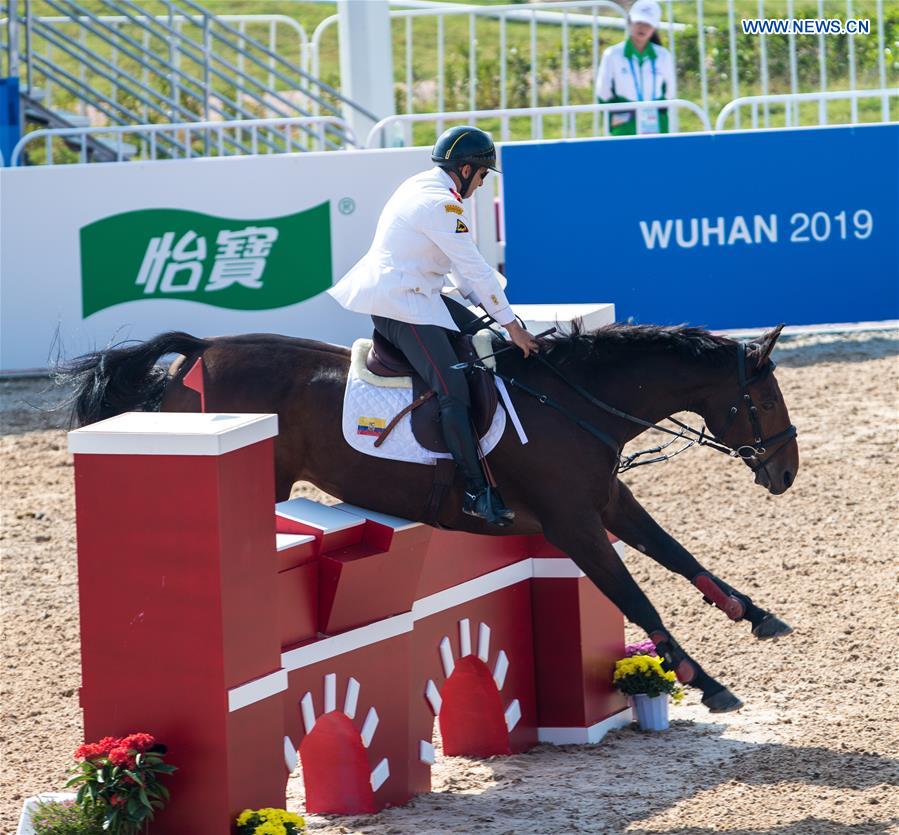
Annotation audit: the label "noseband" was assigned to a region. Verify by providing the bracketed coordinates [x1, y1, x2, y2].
[697, 343, 798, 474]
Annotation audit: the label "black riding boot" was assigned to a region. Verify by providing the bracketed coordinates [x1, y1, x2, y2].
[439, 399, 514, 526]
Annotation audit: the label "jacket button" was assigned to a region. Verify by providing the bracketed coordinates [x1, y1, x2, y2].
[415, 287, 421, 292]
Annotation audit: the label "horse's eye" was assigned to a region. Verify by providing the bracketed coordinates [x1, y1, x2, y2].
[762, 401, 776, 411]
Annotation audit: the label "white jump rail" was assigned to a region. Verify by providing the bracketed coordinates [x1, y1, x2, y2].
[715, 88, 899, 131]
[10, 115, 358, 167]
[366, 100, 711, 147]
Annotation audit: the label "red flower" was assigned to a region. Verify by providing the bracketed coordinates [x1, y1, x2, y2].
[73, 743, 106, 760]
[108, 747, 136, 768]
[121, 732, 155, 752]
[110, 795, 126, 807]
[96, 736, 121, 754]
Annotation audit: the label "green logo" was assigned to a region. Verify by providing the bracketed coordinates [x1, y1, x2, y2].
[79, 204, 332, 317]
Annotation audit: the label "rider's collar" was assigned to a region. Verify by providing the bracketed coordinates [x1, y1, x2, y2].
[434, 166, 463, 199]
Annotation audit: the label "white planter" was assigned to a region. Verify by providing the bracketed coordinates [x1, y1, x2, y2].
[633, 693, 670, 731]
[16, 792, 78, 835]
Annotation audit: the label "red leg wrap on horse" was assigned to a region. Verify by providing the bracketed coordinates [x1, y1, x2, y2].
[693, 573, 746, 621]
[649, 630, 696, 683]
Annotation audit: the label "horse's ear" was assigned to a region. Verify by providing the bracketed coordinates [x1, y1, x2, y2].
[751, 323, 785, 367]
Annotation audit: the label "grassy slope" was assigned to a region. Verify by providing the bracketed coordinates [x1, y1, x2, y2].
[15, 0, 898, 150]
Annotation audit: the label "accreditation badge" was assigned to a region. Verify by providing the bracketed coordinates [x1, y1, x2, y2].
[637, 107, 660, 135]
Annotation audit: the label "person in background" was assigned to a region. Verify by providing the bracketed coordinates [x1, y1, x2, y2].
[595, 0, 675, 136]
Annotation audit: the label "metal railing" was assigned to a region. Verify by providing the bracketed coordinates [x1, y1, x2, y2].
[1, 0, 372, 149]
[11, 115, 357, 166]
[715, 88, 899, 131]
[366, 100, 712, 147]
[311, 1, 630, 120]
[306, 0, 893, 131]
[3, 13, 311, 120]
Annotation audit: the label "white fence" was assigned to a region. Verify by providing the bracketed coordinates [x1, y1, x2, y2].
[9, 88, 899, 166]
[715, 88, 899, 131]
[306, 0, 894, 128]
[366, 100, 711, 148]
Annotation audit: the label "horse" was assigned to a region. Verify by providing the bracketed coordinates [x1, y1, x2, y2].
[61, 321, 799, 713]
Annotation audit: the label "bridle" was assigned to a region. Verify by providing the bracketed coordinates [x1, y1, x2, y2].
[694, 342, 798, 477]
[485, 338, 797, 476]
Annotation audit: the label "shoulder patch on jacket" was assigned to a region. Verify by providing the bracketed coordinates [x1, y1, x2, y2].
[444, 203, 463, 215]
[455, 219, 469, 234]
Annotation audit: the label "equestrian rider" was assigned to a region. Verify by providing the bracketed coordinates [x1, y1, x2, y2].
[328, 125, 538, 526]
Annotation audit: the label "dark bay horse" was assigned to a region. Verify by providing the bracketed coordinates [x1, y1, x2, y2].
[63, 322, 799, 713]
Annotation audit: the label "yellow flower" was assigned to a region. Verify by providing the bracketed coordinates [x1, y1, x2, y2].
[255, 823, 286, 835]
[237, 810, 254, 826]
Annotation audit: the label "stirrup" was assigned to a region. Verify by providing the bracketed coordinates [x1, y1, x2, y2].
[463, 486, 513, 527]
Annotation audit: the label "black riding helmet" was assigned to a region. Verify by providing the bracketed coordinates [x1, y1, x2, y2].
[431, 125, 499, 198]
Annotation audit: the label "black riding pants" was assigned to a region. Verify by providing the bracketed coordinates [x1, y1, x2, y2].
[371, 296, 483, 408]
[372, 296, 487, 487]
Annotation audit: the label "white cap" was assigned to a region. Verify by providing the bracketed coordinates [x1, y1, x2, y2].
[629, 0, 662, 29]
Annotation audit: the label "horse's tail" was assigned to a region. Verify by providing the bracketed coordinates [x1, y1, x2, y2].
[57, 331, 211, 427]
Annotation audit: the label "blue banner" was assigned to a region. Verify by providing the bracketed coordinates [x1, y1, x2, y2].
[502, 125, 899, 328]
[0, 77, 21, 166]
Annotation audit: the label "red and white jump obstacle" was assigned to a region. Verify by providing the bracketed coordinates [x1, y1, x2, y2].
[68, 412, 629, 833]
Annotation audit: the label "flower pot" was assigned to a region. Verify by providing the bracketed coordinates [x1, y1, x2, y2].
[633, 693, 669, 731]
[16, 792, 77, 835]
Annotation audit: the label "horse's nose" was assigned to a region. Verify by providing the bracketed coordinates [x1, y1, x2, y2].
[782, 470, 793, 489]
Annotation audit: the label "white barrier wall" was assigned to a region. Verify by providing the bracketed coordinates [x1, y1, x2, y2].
[0, 147, 497, 373]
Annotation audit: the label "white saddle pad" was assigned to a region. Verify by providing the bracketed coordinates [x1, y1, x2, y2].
[342, 338, 506, 465]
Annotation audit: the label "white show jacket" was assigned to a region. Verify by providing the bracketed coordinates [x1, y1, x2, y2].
[328, 167, 514, 330]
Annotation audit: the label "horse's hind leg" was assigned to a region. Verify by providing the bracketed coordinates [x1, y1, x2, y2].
[541, 515, 743, 713]
[600, 479, 792, 640]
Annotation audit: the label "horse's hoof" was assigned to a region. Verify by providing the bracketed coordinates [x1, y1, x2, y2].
[752, 614, 793, 640]
[702, 687, 744, 713]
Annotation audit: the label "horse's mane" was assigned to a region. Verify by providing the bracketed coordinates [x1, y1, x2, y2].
[544, 321, 738, 368]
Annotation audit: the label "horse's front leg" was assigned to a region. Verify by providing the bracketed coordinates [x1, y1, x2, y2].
[601, 478, 792, 640]
[540, 512, 743, 713]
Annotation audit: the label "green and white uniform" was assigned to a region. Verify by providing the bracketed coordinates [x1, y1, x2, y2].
[595, 39, 675, 137]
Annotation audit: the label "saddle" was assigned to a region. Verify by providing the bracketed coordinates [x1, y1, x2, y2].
[365, 329, 498, 453]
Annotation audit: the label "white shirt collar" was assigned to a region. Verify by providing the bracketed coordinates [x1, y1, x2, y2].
[433, 166, 460, 195]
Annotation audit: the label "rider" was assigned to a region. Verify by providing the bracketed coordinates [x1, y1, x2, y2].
[329, 125, 539, 526]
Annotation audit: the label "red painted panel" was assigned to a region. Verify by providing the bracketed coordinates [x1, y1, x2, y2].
[576, 577, 628, 725]
[531, 576, 627, 728]
[73, 440, 284, 835]
[317, 533, 428, 635]
[279, 561, 319, 648]
[415, 532, 533, 598]
[301, 713, 376, 814]
[408, 582, 538, 795]
[217, 442, 282, 688]
[277, 540, 317, 572]
[440, 656, 510, 756]
[283, 632, 414, 812]
[227, 699, 289, 829]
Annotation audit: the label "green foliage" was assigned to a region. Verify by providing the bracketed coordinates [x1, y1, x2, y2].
[16, 0, 899, 149]
[30, 800, 103, 835]
[65, 736, 176, 835]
